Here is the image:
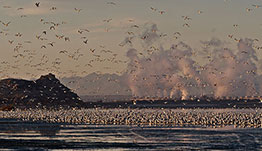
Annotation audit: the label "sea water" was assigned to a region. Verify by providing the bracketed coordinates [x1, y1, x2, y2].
[0, 118, 261, 150]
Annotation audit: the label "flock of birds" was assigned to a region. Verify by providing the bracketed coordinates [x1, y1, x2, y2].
[1, 108, 262, 128]
[0, 1, 131, 80]
[0, 1, 261, 97]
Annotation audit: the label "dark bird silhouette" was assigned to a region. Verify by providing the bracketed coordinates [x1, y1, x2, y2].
[83, 39, 88, 44]
[74, 8, 82, 13]
[50, 7, 57, 11]
[228, 34, 233, 38]
[107, 2, 116, 5]
[90, 48, 95, 53]
[3, 6, 11, 9]
[150, 7, 157, 11]
[78, 30, 83, 34]
[35, 2, 40, 7]
[47, 42, 55, 47]
[103, 18, 112, 22]
[59, 50, 68, 54]
[159, 10, 165, 14]
[182, 16, 192, 20]
[15, 33, 22, 37]
[252, 4, 262, 8]
[131, 25, 139, 28]
[55, 34, 64, 39]
[174, 32, 181, 36]
[2, 21, 11, 27]
[65, 37, 70, 41]
[41, 45, 46, 49]
[50, 26, 55, 30]
[183, 23, 190, 28]
[8, 40, 14, 44]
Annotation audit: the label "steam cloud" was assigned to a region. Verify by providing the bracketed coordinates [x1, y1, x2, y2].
[124, 23, 261, 99]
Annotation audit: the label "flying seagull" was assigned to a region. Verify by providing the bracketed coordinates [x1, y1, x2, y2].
[35, 2, 40, 7]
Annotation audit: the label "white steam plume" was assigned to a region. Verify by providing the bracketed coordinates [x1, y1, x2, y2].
[124, 23, 261, 99]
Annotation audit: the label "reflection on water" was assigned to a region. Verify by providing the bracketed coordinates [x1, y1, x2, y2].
[0, 119, 262, 150]
[0, 119, 61, 136]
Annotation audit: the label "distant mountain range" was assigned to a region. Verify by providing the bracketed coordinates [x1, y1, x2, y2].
[61, 73, 131, 96]
[1, 73, 262, 110]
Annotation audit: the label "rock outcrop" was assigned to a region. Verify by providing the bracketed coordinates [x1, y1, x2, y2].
[0, 73, 84, 109]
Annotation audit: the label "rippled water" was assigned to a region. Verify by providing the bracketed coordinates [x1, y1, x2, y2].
[0, 119, 262, 150]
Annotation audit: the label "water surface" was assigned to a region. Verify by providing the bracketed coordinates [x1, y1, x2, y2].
[0, 119, 261, 150]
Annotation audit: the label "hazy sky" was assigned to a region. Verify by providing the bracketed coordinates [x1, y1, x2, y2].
[0, 0, 261, 79]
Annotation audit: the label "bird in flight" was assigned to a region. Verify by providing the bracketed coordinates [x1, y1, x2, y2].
[183, 23, 190, 28]
[15, 33, 22, 37]
[41, 45, 46, 49]
[127, 31, 134, 35]
[3, 6, 11, 9]
[197, 10, 203, 14]
[252, 5, 262, 8]
[81, 28, 90, 32]
[78, 30, 84, 34]
[174, 32, 181, 36]
[246, 8, 252, 12]
[131, 24, 139, 28]
[8, 40, 14, 44]
[182, 16, 192, 20]
[159, 10, 165, 14]
[103, 19, 112, 23]
[50, 26, 55, 30]
[24, 41, 31, 43]
[90, 48, 95, 53]
[35, 2, 40, 7]
[59, 50, 68, 54]
[228, 34, 233, 38]
[55, 34, 64, 39]
[83, 39, 88, 44]
[234, 38, 240, 42]
[47, 42, 55, 47]
[50, 7, 57, 11]
[150, 7, 157, 11]
[2, 21, 11, 27]
[107, 2, 116, 5]
[78, 29, 90, 34]
[65, 37, 70, 41]
[74, 8, 82, 13]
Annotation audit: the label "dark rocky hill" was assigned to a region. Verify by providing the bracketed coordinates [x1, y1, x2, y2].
[0, 73, 84, 110]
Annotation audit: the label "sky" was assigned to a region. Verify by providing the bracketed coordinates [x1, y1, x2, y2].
[0, 0, 262, 80]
